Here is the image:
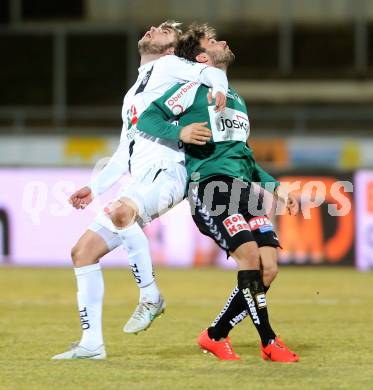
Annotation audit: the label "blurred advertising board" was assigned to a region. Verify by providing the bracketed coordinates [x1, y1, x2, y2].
[0, 169, 355, 268]
[249, 138, 289, 167]
[2, 135, 373, 170]
[0, 136, 117, 166]
[0, 168, 230, 268]
[355, 171, 373, 270]
[274, 173, 354, 266]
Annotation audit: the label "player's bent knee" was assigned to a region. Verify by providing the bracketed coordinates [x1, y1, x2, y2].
[71, 244, 79, 263]
[71, 244, 87, 267]
[109, 199, 138, 228]
[239, 254, 261, 270]
[263, 265, 279, 284]
[71, 243, 99, 267]
[232, 242, 260, 270]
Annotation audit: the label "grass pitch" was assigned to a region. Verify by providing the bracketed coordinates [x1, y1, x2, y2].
[0, 266, 372, 390]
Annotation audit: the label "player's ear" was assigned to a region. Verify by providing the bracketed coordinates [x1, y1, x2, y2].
[196, 52, 209, 64]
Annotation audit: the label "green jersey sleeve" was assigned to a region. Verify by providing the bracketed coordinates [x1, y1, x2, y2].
[252, 162, 280, 192]
[137, 102, 182, 140]
[137, 81, 200, 140]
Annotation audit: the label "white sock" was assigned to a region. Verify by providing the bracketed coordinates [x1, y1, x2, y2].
[74, 263, 104, 350]
[118, 223, 160, 303]
[139, 280, 161, 303]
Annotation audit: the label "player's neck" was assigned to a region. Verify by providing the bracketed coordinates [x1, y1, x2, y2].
[216, 64, 228, 73]
[209, 60, 227, 73]
[140, 53, 165, 66]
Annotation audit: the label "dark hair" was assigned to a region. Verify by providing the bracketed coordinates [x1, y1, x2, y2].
[175, 23, 216, 61]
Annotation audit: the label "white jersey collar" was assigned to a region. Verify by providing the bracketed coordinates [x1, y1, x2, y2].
[138, 59, 158, 75]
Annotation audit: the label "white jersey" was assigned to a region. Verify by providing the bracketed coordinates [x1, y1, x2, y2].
[90, 55, 228, 195]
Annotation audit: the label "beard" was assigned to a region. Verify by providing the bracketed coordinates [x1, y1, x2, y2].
[138, 39, 173, 56]
[209, 48, 235, 68]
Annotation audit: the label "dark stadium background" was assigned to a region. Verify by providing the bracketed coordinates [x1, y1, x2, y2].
[1, 2, 373, 389]
[1, 0, 372, 269]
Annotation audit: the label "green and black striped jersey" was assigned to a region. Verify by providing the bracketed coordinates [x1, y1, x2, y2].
[137, 80, 279, 190]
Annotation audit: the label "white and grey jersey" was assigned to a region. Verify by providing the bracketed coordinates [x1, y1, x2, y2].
[90, 55, 228, 194]
[121, 55, 228, 178]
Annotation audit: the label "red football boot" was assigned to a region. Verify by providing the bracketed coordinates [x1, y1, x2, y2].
[197, 329, 240, 361]
[261, 337, 299, 363]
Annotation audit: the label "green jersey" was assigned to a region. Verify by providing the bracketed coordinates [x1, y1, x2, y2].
[137, 81, 279, 190]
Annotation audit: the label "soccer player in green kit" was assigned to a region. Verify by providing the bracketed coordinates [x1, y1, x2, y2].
[137, 24, 299, 363]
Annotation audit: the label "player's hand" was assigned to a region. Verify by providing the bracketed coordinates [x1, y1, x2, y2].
[286, 192, 299, 215]
[275, 185, 299, 215]
[69, 186, 93, 209]
[207, 89, 226, 112]
[179, 122, 212, 145]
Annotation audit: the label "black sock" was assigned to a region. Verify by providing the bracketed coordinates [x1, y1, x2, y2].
[208, 280, 271, 340]
[237, 270, 276, 346]
[264, 284, 270, 294]
[208, 286, 248, 340]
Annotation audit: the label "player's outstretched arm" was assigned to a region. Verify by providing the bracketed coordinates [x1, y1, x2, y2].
[160, 56, 228, 112]
[179, 122, 211, 145]
[137, 82, 212, 144]
[137, 102, 183, 140]
[69, 186, 93, 209]
[207, 90, 226, 112]
[287, 192, 299, 215]
[137, 103, 211, 145]
[251, 160, 299, 215]
[69, 140, 130, 210]
[89, 140, 130, 196]
[252, 161, 280, 192]
[274, 185, 299, 215]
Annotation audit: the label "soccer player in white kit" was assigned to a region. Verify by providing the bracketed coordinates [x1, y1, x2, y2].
[52, 21, 228, 360]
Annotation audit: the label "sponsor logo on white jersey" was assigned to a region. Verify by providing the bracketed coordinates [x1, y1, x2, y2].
[166, 82, 199, 115]
[209, 106, 250, 142]
[120, 63, 190, 175]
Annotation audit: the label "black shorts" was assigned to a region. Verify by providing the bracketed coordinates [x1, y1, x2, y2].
[188, 175, 281, 253]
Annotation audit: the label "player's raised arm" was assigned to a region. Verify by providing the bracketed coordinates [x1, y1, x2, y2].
[137, 81, 212, 144]
[179, 122, 211, 145]
[137, 101, 183, 140]
[159, 55, 228, 111]
[137, 101, 211, 145]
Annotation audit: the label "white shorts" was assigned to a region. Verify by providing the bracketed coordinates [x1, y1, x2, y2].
[89, 160, 187, 249]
